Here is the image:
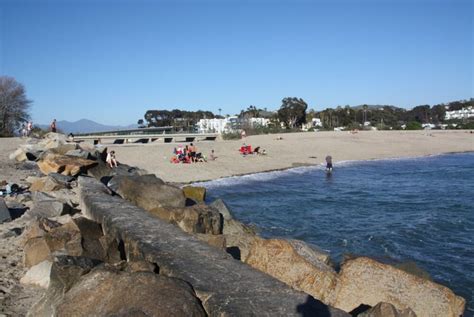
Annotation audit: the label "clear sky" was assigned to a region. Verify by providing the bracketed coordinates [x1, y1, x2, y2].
[1, 0, 472, 125]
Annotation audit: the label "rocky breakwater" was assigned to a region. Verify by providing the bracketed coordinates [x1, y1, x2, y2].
[3, 133, 466, 317]
[4, 133, 349, 316]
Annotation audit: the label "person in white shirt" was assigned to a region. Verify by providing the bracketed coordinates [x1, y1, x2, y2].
[106, 151, 118, 168]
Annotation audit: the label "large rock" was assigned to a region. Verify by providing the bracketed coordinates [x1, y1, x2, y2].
[72, 217, 106, 260]
[88, 161, 149, 183]
[183, 186, 206, 203]
[246, 238, 339, 304]
[28, 255, 100, 317]
[23, 220, 83, 267]
[44, 221, 83, 256]
[223, 218, 256, 235]
[38, 133, 68, 149]
[150, 204, 222, 234]
[358, 302, 417, 317]
[38, 153, 97, 176]
[224, 233, 260, 262]
[29, 198, 74, 218]
[288, 239, 332, 267]
[29, 176, 68, 192]
[24, 237, 53, 267]
[111, 175, 186, 210]
[0, 197, 11, 223]
[20, 260, 53, 288]
[49, 143, 78, 155]
[331, 257, 465, 317]
[53, 268, 207, 317]
[107, 174, 164, 193]
[9, 148, 28, 162]
[210, 198, 233, 220]
[194, 233, 226, 250]
[65, 149, 90, 159]
[19, 143, 46, 160]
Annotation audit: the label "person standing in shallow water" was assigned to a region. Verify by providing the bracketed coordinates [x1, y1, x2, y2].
[325, 155, 333, 172]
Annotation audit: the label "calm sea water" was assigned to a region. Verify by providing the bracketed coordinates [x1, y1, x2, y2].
[200, 152, 474, 315]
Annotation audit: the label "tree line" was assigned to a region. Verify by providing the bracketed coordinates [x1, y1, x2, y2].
[0, 75, 472, 137]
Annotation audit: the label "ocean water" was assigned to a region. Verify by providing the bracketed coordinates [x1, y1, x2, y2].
[200, 152, 474, 315]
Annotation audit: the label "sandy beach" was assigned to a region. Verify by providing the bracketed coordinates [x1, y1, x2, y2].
[102, 130, 474, 184]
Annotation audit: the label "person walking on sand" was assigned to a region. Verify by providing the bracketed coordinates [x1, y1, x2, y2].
[325, 155, 333, 172]
[106, 150, 118, 168]
[50, 119, 57, 133]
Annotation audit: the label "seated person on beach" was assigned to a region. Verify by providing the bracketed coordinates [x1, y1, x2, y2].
[209, 149, 218, 161]
[195, 152, 206, 162]
[239, 144, 252, 155]
[106, 151, 118, 168]
[325, 155, 333, 172]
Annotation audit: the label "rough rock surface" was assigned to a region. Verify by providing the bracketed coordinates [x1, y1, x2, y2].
[149, 204, 222, 234]
[29, 176, 68, 192]
[183, 186, 206, 203]
[110, 174, 185, 209]
[224, 233, 260, 262]
[358, 302, 417, 317]
[37, 153, 97, 176]
[332, 257, 465, 317]
[246, 238, 339, 304]
[55, 268, 207, 317]
[87, 160, 149, 183]
[210, 198, 233, 220]
[28, 255, 100, 317]
[20, 260, 52, 288]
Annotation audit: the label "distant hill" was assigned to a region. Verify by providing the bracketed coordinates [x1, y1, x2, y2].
[38, 119, 138, 134]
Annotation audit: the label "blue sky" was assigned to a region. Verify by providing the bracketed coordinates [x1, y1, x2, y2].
[1, 0, 472, 125]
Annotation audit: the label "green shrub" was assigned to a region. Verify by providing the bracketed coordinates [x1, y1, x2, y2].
[221, 132, 241, 140]
[405, 121, 422, 130]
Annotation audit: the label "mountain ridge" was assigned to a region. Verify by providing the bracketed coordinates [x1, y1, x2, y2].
[38, 119, 138, 134]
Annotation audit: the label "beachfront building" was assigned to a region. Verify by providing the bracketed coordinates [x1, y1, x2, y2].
[196, 116, 270, 134]
[302, 118, 323, 131]
[445, 106, 474, 120]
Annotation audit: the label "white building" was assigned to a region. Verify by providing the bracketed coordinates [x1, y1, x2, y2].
[196, 117, 270, 134]
[445, 106, 474, 120]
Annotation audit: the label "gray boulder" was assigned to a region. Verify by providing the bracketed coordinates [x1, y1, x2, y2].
[149, 204, 222, 234]
[107, 174, 164, 194]
[28, 255, 100, 317]
[29, 199, 74, 218]
[87, 160, 149, 183]
[111, 174, 185, 210]
[210, 198, 233, 221]
[53, 268, 206, 317]
[64, 149, 90, 159]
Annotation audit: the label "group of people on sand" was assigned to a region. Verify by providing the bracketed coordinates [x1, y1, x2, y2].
[20, 121, 33, 137]
[170, 143, 208, 164]
[239, 144, 266, 156]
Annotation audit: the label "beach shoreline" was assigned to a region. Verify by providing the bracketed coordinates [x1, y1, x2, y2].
[104, 130, 474, 184]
